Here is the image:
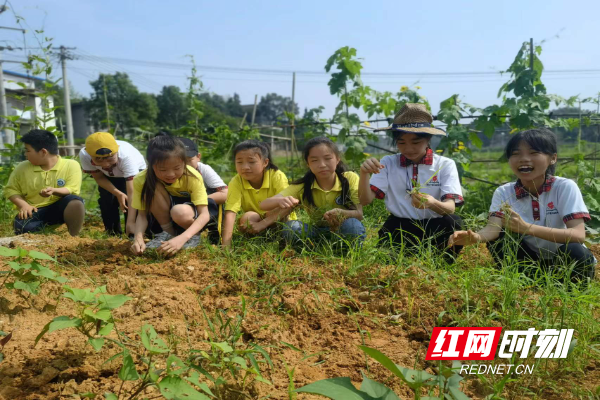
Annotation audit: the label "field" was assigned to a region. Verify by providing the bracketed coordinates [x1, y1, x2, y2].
[0, 147, 599, 400]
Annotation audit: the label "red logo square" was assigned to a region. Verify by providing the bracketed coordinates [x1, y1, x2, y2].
[432, 175, 438, 182]
[426, 327, 503, 360]
[548, 202, 554, 209]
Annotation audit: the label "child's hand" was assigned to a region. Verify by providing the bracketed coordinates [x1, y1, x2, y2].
[39, 187, 55, 197]
[504, 207, 531, 234]
[448, 230, 481, 247]
[360, 158, 384, 174]
[275, 196, 299, 210]
[323, 208, 345, 229]
[131, 235, 146, 255]
[115, 190, 129, 212]
[18, 204, 38, 219]
[411, 192, 435, 209]
[158, 235, 187, 256]
[126, 221, 136, 236]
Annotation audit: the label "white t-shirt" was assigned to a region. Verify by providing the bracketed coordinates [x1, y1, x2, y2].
[80, 140, 146, 180]
[369, 149, 464, 220]
[196, 162, 227, 192]
[489, 176, 592, 259]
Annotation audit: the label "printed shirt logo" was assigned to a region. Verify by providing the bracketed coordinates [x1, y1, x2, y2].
[546, 201, 559, 215]
[427, 174, 441, 186]
[57, 179, 66, 187]
[179, 191, 190, 197]
[335, 195, 344, 205]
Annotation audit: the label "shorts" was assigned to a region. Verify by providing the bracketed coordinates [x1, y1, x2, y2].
[14, 194, 84, 234]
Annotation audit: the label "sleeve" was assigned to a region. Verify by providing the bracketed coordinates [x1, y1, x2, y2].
[132, 174, 145, 210]
[64, 160, 82, 195]
[188, 168, 208, 206]
[119, 152, 140, 180]
[346, 171, 360, 206]
[439, 159, 464, 206]
[224, 176, 243, 213]
[3, 163, 24, 199]
[369, 156, 390, 199]
[199, 163, 227, 190]
[272, 170, 290, 193]
[79, 149, 98, 174]
[559, 179, 591, 223]
[277, 183, 303, 200]
[489, 186, 507, 219]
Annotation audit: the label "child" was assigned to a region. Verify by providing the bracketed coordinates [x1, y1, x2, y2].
[130, 134, 210, 256]
[261, 137, 365, 245]
[358, 103, 464, 255]
[4, 129, 85, 236]
[222, 140, 292, 248]
[449, 128, 596, 281]
[79, 132, 146, 236]
[178, 137, 228, 244]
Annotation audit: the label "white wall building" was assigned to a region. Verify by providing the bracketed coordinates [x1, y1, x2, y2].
[2, 70, 55, 146]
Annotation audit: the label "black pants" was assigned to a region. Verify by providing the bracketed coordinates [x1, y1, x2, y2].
[378, 214, 464, 257]
[14, 194, 83, 234]
[98, 176, 128, 236]
[487, 232, 596, 282]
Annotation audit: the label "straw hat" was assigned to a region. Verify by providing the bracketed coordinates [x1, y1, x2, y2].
[374, 103, 446, 136]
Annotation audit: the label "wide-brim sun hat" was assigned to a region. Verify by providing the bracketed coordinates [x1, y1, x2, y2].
[374, 103, 446, 136]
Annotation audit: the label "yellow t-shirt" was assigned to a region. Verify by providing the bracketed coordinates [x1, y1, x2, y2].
[278, 171, 360, 209]
[4, 157, 82, 208]
[225, 169, 291, 217]
[132, 165, 208, 211]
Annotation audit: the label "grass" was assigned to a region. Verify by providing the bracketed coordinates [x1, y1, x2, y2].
[0, 148, 598, 399]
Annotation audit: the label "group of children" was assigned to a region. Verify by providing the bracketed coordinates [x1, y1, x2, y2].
[4, 103, 596, 281]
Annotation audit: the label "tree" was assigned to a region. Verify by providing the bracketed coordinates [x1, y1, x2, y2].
[156, 85, 187, 129]
[86, 72, 156, 130]
[254, 93, 299, 125]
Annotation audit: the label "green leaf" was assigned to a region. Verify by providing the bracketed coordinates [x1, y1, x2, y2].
[63, 287, 97, 303]
[27, 250, 55, 260]
[140, 324, 169, 354]
[104, 393, 118, 400]
[30, 265, 66, 282]
[468, 131, 483, 149]
[165, 354, 186, 375]
[159, 376, 211, 400]
[98, 322, 115, 336]
[185, 371, 215, 397]
[449, 385, 471, 400]
[360, 374, 401, 400]
[0, 247, 20, 257]
[35, 316, 82, 346]
[231, 356, 247, 369]
[78, 393, 96, 399]
[13, 280, 40, 295]
[211, 341, 233, 353]
[118, 351, 140, 381]
[84, 308, 112, 322]
[8, 262, 29, 271]
[98, 293, 131, 310]
[296, 377, 377, 399]
[89, 338, 105, 352]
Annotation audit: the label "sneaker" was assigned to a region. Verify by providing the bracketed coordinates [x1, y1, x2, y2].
[182, 234, 201, 249]
[146, 231, 174, 249]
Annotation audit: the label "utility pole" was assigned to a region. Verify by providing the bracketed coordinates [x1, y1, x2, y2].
[59, 46, 76, 156]
[290, 72, 296, 160]
[251, 94, 258, 126]
[0, 50, 7, 150]
[103, 75, 111, 132]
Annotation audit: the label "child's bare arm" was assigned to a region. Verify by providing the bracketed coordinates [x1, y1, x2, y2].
[208, 188, 228, 205]
[221, 211, 237, 247]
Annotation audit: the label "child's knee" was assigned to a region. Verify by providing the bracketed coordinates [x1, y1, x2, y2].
[65, 199, 85, 215]
[171, 204, 195, 225]
[340, 218, 366, 236]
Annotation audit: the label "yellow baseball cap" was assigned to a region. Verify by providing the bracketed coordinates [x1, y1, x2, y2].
[85, 132, 119, 157]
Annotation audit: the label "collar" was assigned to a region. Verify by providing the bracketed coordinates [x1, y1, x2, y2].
[514, 176, 556, 199]
[242, 169, 270, 190]
[32, 156, 62, 172]
[311, 173, 342, 192]
[399, 148, 434, 167]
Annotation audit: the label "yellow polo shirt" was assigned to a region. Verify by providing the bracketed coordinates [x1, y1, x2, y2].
[278, 171, 360, 209]
[132, 166, 208, 211]
[4, 157, 82, 208]
[225, 169, 292, 218]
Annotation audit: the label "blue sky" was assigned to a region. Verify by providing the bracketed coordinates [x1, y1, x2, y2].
[5, 0, 600, 124]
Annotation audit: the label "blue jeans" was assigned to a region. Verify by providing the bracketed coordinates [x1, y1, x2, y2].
[282, 218, 366, 245]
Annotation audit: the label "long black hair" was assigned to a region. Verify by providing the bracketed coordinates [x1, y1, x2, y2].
[232, 140, 278, 171]
[292, 137, 355, 209]
[141, 133, 194, 212]
[505, 128, 557, 176]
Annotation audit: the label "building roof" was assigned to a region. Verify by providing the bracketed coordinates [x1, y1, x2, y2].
[2, 70, 46, 82]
